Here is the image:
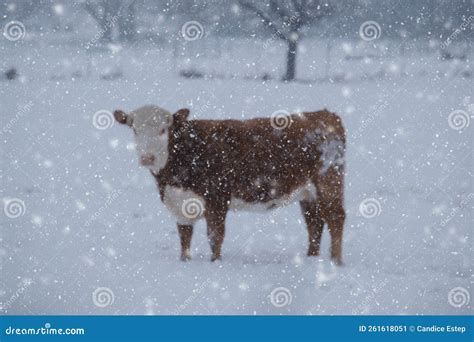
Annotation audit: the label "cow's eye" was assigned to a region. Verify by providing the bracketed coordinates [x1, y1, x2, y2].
[158, 127, 167, 135]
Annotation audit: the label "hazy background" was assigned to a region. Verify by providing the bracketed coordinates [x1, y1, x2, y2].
[1, 0, 472, 315]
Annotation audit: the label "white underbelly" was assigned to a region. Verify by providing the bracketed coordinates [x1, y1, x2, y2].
[163, 186, 206, 225]
[230, 182, 317, 212]
[163, 182, 317, 223]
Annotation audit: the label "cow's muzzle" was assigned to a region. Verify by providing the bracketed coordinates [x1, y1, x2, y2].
[140, 154, 155, 166]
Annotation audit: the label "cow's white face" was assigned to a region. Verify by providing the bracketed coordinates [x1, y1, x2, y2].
[114, 105, 171, 174]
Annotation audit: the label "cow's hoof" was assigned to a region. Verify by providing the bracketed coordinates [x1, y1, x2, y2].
[307, 249, 320, 257]
[331, 258, 344, 266]
[210, 255, 221, 262]
[180, 254, 191, 262]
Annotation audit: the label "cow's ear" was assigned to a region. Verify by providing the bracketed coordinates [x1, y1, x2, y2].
[172, 108, 190, 124]
[114, 110, 130, 125]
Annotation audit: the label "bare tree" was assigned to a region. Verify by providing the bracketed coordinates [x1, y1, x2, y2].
[83, 0, 137, 44]
[83, 0, 117, 43]
[118, 3, 137, 43]
[239, 0, 331, 81]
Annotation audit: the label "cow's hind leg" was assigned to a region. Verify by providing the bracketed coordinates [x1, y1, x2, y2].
[300, 200, 324, 256]
[177, 224, 193, 261]
[313, 168, 346, 265]
[205, 204, 228, 262]
[325, 201, 345, 265]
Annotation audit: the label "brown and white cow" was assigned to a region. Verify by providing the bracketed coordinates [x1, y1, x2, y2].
[114, 105, 346, 264]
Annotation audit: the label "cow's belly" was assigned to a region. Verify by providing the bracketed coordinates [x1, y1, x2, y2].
[230, 182, 317, 212]
[163, 182, 317, 223]
[163, 185, 206, 225]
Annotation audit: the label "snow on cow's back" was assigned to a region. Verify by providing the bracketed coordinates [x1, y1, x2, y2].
[302, 110, 346, 175]
[304, 110, 345, 139]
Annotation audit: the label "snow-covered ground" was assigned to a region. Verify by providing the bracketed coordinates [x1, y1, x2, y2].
[1, 37, 472, 315]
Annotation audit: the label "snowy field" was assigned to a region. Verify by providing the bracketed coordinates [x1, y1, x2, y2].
[1, 37, 472, 315]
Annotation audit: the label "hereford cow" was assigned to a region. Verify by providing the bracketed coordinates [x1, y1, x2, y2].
[114, 105, 346, 265]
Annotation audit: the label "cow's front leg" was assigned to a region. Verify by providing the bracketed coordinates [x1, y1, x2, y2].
[177, 224, 193, 261]
[327, 205, 345, 266]
[205, 204, 228, 262]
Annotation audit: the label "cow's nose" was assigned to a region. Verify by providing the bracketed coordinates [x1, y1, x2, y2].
[140, 154, 155, 166]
